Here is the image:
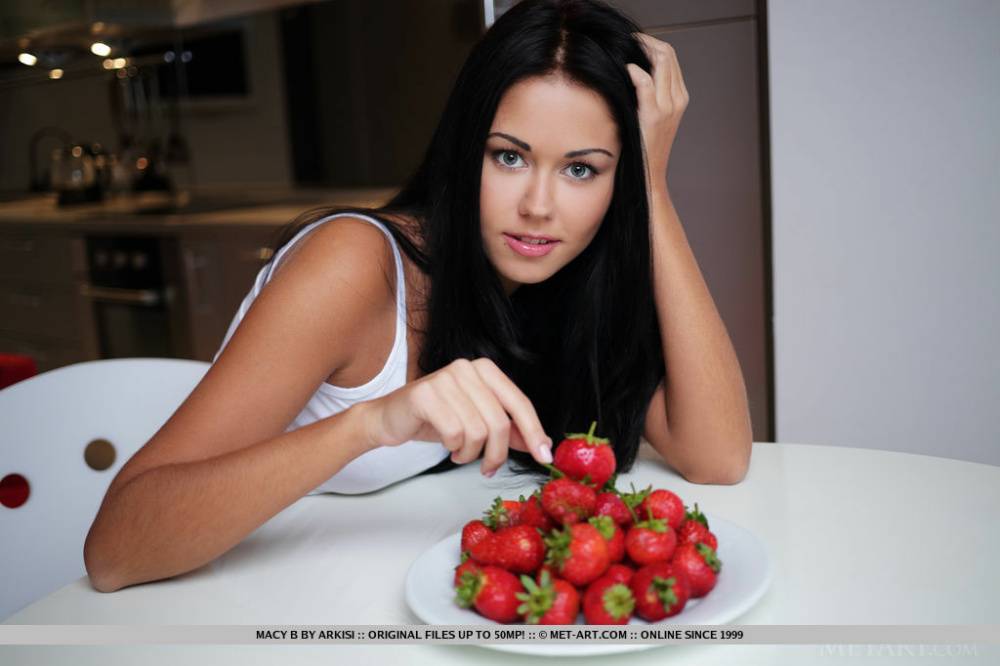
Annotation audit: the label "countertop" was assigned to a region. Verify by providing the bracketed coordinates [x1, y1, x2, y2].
[4, 442, 1000, 664]
[0, 188, 399, 234]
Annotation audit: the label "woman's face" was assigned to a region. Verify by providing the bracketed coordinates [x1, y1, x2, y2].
[480, 74, 621, 294]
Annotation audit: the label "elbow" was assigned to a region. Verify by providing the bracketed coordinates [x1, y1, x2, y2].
[83, 524, 124, 594]
[679, 441, 752, 486]
[681, 467, 744, 486]
[86, 571, 121, 595]
[85, 551, 123, 594]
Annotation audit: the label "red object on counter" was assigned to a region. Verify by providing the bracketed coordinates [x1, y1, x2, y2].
[0, 353, 37, 390]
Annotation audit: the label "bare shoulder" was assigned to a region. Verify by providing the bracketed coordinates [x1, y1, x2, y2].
[103, 215, 396, 496]
[264, 215, 399, 336]
[271, 215, 397, 288]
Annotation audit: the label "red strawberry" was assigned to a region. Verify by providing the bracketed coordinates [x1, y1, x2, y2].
[637, 488, 686, 530]
[492, 525, 545, 574]
[541, 477, 596, 525]
[594, 491, 633, 527]
[543, 523, 610, 587]
[676, 503, 718, 551]
[552, 421, 616, 489]
[482, 497, 521, 530]
[604, 563, 636, 585]
[468, 531, 497, 565]
[630, 562, 690, 621]
[453, 559, 482, 587]
[516, 570, 580, 625]
[619, 482, 650, 511]
[624, 514, 677, 565]
[517, 491, 555, 532]
[461, 519, 492, 556]
[455, 565, 525, 623]
[582, 575, 635, 624]
[671, 542, 722, 597]
[588, 515, 625, 563]
[469, 525, 545, 574]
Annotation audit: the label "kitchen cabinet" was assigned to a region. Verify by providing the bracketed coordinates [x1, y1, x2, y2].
[0, 191, 392, 375]
[178, 229, 277, 362]
[0, 232, 98, 371]
[611, 0, 755, 25]
[0, 225, 280, 372]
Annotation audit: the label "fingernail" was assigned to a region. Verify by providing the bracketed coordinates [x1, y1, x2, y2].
[484, 468, 497, 478]
[539, 443, 553, 464]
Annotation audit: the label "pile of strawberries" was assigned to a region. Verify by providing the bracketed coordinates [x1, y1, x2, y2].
[453, 422, 722, 625]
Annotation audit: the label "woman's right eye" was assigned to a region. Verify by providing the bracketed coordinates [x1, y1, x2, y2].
[492, 150, 526, 169]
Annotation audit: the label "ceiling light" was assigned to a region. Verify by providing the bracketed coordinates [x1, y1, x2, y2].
[90, 42, 112, 57]
[18, 52, 37, 66]
[49, 69, 64, 79]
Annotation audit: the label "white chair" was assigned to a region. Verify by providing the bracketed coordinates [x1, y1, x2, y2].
[0, 358, 210, 621]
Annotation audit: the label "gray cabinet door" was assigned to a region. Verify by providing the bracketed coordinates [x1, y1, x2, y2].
[179, 230, 276, 362]
[610, 1, 772, 441]
[610, 0, 756, 26]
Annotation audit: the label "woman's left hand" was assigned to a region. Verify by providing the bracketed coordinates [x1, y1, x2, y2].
[626, 33, 690, 188]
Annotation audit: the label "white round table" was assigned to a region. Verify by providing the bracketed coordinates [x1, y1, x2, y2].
[4, 442, 999, 664]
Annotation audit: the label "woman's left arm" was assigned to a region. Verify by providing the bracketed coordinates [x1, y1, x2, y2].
[628, 35, 752, 484]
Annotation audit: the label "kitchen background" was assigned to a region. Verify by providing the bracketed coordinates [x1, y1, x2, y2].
[1, 1, 996, 465]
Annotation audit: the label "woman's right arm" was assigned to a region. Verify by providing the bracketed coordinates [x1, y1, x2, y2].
[83, 219, 400, 592]
[84, 217, 555, 593]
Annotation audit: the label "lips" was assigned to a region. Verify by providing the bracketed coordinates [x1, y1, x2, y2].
[507, 233, 558, 243]
[502, 233, 561, 258]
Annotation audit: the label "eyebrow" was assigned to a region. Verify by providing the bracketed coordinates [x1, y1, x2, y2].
[487, 132, 615, 158]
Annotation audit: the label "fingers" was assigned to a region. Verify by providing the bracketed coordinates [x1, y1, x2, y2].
[407, 380, 467, 454]
[411, 358, 552, 478]
[631, 33, 688, 111]
[449, 360, 514, 477]
[653, 47, 673, 110]
[626, 62, 655, 104]
[431, 370, 490, 465]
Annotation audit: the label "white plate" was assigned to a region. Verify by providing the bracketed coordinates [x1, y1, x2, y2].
[404, 513, 772, 656]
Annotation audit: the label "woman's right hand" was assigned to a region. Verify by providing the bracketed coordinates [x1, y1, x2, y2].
[357, 358, 553, 477]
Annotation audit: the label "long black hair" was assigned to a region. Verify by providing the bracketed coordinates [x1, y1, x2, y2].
[272, 0, 663, 480]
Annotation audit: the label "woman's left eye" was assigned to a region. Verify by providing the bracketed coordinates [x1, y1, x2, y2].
[565, 163, 597, 181]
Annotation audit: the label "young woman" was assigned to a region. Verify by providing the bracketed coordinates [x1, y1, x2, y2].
[84, 0, 752, 593]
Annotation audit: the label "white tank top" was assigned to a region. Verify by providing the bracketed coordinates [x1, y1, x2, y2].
[214, 212, 449, 494]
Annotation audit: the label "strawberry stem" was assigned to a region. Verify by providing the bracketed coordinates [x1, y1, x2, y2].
[515, 571, 555, 624]
[696, 543, 722, 572]
[652, 575, 679, 610]
[686, 502, 709, 527]
[542, 463, 564, 479]
[454, 570, 482, 608]
[482, 496, 510, 530]
[562, 422, 610, 446]
[588, 515, 615, 540]
[602, 583, 635, 620]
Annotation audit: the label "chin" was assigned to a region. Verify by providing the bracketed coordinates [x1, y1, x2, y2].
[498, 263, 557, 288]
[487, 243, 567, 289]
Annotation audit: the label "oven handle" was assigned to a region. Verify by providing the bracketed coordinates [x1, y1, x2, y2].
[81, 284, 162, 306]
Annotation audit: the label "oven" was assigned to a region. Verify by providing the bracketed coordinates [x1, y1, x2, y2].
[81, 236, 187, 359]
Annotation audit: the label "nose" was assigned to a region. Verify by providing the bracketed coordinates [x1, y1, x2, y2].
[518, 172, 554, 220]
